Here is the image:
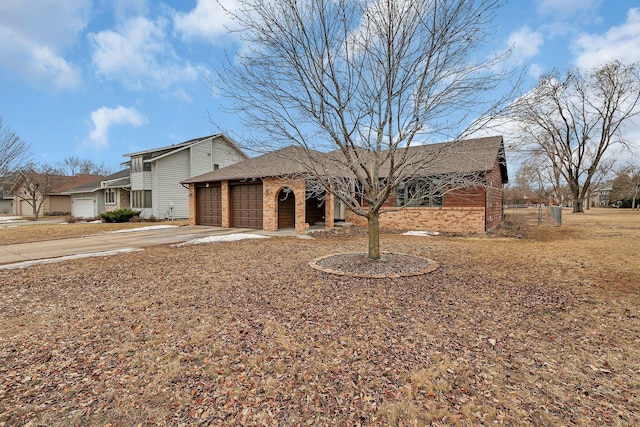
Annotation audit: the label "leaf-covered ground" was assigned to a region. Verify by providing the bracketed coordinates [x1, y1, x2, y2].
[1, 209, 639, 426]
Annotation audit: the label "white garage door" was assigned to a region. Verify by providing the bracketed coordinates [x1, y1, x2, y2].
[20, 200, 32, 216]
[74, 199, 95, 218]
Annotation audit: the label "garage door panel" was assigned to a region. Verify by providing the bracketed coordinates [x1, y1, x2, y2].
[196, 185, 222, 226]
[75, 199, 95, 218]
[231, 183, 263, 229]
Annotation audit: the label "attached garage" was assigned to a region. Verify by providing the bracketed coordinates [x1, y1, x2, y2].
[196, 184, 222, 226]
[230, 182, 263, 229]
[74, 198, 95, 218]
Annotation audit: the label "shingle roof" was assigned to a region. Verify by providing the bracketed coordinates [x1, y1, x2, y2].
[183, 136, 507, 184]
[64, 169, 130, 194]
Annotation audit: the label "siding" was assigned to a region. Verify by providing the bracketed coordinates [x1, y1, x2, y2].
[130, 172, 150, 191]
[444, 188, 485, 207]
[346, 207, 486, 233]
[190, 139, 214, 176]
[211, 138, 245, 168]
[484, 159, 505, 230]
[156, 149, 190, 219]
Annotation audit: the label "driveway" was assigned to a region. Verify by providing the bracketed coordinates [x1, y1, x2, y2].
[0, 225, 255, 268]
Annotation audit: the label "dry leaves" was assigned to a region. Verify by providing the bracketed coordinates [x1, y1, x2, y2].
[1, 210, 639, 426]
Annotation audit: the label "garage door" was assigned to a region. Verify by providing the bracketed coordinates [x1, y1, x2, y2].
[231, 183, 263, 229]
[196, 184, 222, 226]
[74, 199, 94, 218]
[20, 200, 32, 216]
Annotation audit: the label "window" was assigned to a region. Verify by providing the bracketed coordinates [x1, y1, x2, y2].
[131, 190, 152, 208]
[395, 179, 444, 207]
[131, 156, 151, 173]
[213, 164, 219, 170]
[105, 188, 116, 204]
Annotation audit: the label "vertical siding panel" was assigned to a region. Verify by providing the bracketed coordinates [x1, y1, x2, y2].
[190, 140, 213, 176]
[156, 150, 190, 219]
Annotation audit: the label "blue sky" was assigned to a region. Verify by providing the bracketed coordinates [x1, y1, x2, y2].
[1, 0, 639, 172]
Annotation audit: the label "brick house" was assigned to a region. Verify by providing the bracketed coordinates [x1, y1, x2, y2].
[182, 136, 508, 235]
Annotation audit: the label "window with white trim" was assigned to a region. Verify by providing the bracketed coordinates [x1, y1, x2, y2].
[105, 188, 116, 204]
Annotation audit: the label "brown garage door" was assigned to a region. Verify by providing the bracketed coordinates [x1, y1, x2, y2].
[196, 184, 222, 226]
[231, 183, 263, 229]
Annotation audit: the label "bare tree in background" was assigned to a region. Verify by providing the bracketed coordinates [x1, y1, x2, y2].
[219, 0, 515, 259]
[610, 162, 640, 209]
[12, 164, 65, 220]
[0, 118, 31, 179]
[510, 60, 640, 213]
[57, 156, 112, 176]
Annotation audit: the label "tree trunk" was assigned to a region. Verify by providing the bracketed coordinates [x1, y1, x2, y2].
[367, 211, 381, 260]
[572, 189, 584, 213]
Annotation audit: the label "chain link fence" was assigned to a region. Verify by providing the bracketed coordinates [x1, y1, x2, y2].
[504, 205, 563, 227]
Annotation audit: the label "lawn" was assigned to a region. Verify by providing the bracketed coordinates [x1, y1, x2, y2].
[1, 209, 638, 425]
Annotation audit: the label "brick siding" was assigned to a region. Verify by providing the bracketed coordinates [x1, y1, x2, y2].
[345, 207, 486, 233]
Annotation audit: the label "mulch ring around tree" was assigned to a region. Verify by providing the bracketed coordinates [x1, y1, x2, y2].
[309, 252, 439, 278]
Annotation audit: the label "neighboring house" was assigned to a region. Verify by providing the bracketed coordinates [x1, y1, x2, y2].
[182, 136, 508, 235]
[0, 175, 15, 214]
[0, 193, 13, 214]
[10, 173, 104, 217]
[588, 187, 613, 208]
[123, 134, 248, 219]
[64, 169, 131, 218]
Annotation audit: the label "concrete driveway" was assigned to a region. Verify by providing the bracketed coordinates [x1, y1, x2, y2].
[0, 225, 254, 268]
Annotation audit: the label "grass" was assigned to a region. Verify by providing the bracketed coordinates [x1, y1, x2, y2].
[0, 208, 638, 425]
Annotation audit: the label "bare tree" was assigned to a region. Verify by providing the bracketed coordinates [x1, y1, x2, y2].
[57, 156, 112, 176]
[510, 60, 640, 213]
[610, 162, 640, 209]
[219, 0, 515, 259]
[12, 164, 65, 220]
[0, 118, 31, 179]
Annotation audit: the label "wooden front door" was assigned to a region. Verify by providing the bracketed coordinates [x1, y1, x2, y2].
[277, 188, 295, 229]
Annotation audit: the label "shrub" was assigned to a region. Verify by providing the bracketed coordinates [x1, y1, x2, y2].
[147, 215, 157, 222]
[65, 215, 78, 223]
[100, 208, 141, 223]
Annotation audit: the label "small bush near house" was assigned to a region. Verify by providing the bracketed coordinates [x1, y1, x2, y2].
[99, 208, 141, 223]
[65, 215, 78, 223]
[147, 215, 157, 222]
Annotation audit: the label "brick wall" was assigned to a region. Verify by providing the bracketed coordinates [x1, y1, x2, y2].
[188, 183, 196, 226]
[345, 207, 485, 233]
[262, 178, 306, 233]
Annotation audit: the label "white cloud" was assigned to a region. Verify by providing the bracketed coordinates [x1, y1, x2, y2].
[529, 63, 544, 79]
[173, 0, 240, 41]
[88, 106, 147, 149]
[89, 16, 204, 91]
[0, 0, 89, 90]
[537, 0, 599, 19]
[573, 8, 640, 70]
[508, 26, 544, 64]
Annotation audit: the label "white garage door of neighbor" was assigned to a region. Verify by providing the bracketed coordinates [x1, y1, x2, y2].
[75, 199, 95, 218]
